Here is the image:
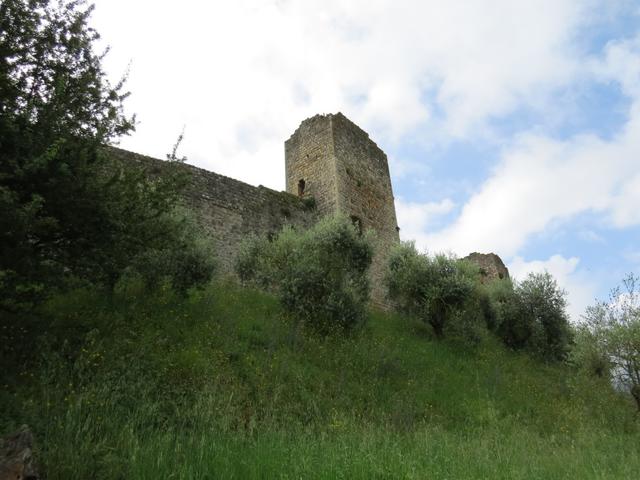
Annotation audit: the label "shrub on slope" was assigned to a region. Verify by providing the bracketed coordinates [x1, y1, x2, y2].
[236, 214, 373, 332]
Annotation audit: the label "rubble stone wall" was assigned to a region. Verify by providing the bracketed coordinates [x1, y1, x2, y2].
[108, 148, 317, 276]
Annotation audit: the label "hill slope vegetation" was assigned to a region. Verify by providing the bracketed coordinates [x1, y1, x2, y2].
[2, 282, 638, 479]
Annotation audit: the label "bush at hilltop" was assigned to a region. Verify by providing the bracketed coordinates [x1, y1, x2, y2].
[495, 272, 573, 362]
[120, 208, 216, 296]
[574, 273, 640, 410]
[384, 243, 478, 339]
[235, 215, 372, 332]
[385, 244, 572, 359]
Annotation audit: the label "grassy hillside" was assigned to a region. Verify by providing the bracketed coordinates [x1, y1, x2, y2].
[1, 281, 639, 479]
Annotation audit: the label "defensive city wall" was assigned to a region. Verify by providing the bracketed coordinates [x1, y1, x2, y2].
[110, 113, 508, 308]
[109, 112, 400, 308]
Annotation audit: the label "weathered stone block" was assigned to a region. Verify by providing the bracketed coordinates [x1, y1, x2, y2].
[463, 252, 510, 284]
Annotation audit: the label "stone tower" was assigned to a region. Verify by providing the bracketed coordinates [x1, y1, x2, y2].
[285, 112, 400, 307]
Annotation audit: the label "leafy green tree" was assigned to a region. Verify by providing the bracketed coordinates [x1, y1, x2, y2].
[235, 215, 373, 332]
[125, 208, 216, 296]
[479, 276, 514, 332]
[385, 243, 475, 338]
[0, 0, 196, 309]
[497, 272, 572, 361]
[575, 274, 640, 410]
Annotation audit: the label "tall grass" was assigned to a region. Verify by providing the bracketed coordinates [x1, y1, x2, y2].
[1, 281, 638, 479]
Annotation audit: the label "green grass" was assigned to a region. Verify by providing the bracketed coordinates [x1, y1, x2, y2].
[1, 281, 638, 479]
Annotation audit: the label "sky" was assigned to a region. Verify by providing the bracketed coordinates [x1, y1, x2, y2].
[91, 0, 640, 320]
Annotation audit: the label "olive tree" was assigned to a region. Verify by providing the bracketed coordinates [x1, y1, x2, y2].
[235, 215, 373, 332]
[575, 274, 640, 410]
[497, 272, 573, 361]
[385, 242, 475, 338]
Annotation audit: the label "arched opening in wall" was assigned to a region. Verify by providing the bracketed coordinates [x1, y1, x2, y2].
[298, 179, 306, 197]
[350, 215, 363, 236]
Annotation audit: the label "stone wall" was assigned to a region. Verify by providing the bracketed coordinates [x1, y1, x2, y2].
[108, 148, 317, 276]
[110, 112, 401, 308]
[284, 114, 340, 216]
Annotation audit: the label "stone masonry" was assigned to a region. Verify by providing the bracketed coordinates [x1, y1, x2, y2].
[111, 112, 401, 308]
[285, 113, 400, 306]
[463, 252, 510, 284]
[108, 147, 317, 276]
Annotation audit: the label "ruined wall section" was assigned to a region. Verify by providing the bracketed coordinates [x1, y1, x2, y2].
[284, 114, 340, 216]
[463, 252, 510, 284]
[108, 147, 317, 276]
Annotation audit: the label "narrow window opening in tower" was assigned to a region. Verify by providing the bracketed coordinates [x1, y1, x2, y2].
[298, 179, 306, 197]
[350, 215, 363, 235]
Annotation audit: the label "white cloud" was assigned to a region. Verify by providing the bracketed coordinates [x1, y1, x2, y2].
[420, 32, 640, 258]
[578, 230, 605, 243]
[609, 172, 640, 227]
[91, 0, 594, 188]
[509, 254, 597, 320]
[396, 198, 455, 246]
[419, 129, 640, 256]
[509, 254, 580, 283]
[87, 1, 640, 320]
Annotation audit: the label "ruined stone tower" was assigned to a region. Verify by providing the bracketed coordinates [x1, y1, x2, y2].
[285, 113, 400, 306]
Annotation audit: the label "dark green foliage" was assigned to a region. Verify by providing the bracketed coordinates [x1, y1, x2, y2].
[235, 234, 269, 285]
[385, 246, 571, 356]
[575, 274, 640, 410]
[1, 0, 130, 306]
[76, 155, 192, 288]
[301, 195, 317, 211]
[385, 242, 476, 338]
[0, 0, 200, 309]
[478, 286, 498, 331]
[496, 272, 573, 362]
[484, 277, 515, 315]
[235, 215, 372, 331]
[572, 327, 611, 378]
[123, 209, 216, 296]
